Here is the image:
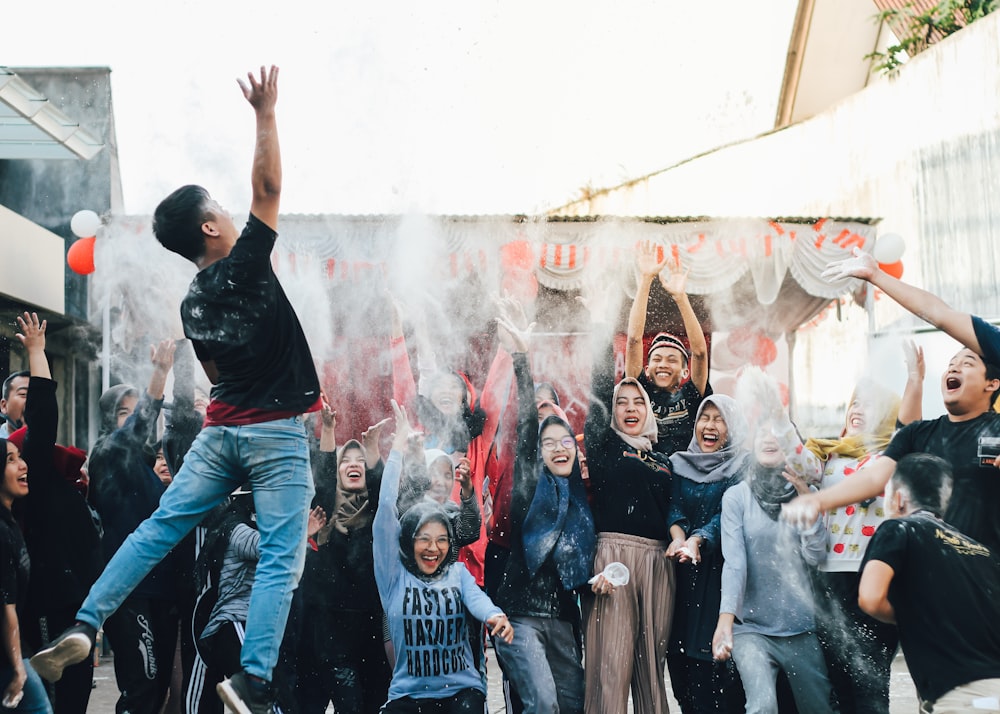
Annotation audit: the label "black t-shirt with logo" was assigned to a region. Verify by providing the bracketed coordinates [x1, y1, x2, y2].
[862, 514, 1000, 702]
[638, 374, 710, 457]
[884, 413, 1000, 553]
[181, 214, 319, 418]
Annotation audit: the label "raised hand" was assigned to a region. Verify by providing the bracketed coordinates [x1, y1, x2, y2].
[320, 392, 337, 429]
[306, 506, 327, 538]
[659, 257, 691, 299]
[361, 418, 389, 446]
[390, 399, 413, 453]
[903, 339, 925, 383]
[577, 278, 621, 327]
[15, 312, 46, 353]
[821, 247, 878, 283]
[635, 240, 668, 278]
[496, 316, 533, 355]
[150, 339, 176, 373]
[237, 65, 279, 113]
[455, 457, 473, 499]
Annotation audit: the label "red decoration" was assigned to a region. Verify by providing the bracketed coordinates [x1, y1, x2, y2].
[845, 506, 856, 516]
[500, 240, 538, 302]
[67, 236, 96, 275]
[726, 328, 777, 367]
[778, 381, 789, 407]
[833, 543, 845, 554]
[862, 526, 876, 537]
[878, 260, 904, 279]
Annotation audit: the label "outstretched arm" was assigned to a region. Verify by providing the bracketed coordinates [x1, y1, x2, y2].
[824, 249, 981, 353]
[625, 241, 667, 379]
[238, 66, 281, 231]
[783, 455, 895, 528]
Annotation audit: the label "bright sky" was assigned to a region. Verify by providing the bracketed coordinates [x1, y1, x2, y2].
[8, 0, 798, 216]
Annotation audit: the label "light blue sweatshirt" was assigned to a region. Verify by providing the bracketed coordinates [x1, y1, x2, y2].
[375, 450, 503, 701]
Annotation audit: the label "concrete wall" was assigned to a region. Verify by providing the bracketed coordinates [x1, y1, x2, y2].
[0, 67, 119, 449]
[552, 11, 1000, 433]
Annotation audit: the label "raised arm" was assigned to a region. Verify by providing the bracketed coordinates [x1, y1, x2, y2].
[452, 468, 482, 549]
[898, 340, 924, 426]
[374, 401, 412, 596]
[660, 259, 708, 396]
[319, 394, 337, 453]
[495, 315, 540, 526]
[625, 241, 668, 379]
[388, 297, 418, 414]
[15, 313, 49, 381]
[824, 249, 981, 354]
[237, 65, 281, 231]
[17, 313, 57, 465]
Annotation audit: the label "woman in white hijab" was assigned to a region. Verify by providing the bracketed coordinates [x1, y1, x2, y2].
[582, 366, 685, 714]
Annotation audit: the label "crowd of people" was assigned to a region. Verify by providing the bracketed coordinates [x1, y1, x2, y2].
[1, 65, 999, 714]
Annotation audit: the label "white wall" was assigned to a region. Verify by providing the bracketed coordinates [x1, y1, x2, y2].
[553, 11, 1000, 434]
[0, 203, 66, 313]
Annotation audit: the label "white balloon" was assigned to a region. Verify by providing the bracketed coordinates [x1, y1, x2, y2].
[70, 209, 101, 238]
[872, 233, 905, 264]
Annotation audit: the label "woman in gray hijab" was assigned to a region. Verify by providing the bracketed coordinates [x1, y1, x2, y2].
[666, 395, 749, 713]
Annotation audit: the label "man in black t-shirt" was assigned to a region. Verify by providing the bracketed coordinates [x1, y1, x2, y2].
[859, 453, 1000, 710]
[784, 251, 1000, 554]
[624, 241, 710, 456]
[33, 66, 318, 714]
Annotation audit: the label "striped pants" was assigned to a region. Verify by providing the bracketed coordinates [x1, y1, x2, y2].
[583, 532, 674, 714]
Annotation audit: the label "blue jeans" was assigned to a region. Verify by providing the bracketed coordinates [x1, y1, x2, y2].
[0, 659, 52, 713]
[77, 417, 313, 682]
[732, 631, 836, 714]
[494, 616, 584, 714]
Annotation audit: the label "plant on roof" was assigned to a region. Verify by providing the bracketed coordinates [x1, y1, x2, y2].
[867, 0, 999, 74]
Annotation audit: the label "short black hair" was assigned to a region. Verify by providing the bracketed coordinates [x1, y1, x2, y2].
[892, 453, 953, 515]
[152, 185, 212, 263]
[2, 371, 29, 402]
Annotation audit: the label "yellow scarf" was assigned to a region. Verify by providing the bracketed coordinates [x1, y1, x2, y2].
[805, 382, 900, 461]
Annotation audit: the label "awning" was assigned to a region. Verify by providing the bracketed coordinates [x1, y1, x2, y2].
[0, 68, 103, 160]
[0, 203, 65, 313]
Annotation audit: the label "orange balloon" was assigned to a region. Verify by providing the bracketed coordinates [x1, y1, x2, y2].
[878, 260, 904, 279]
[67, 236, 96, 275]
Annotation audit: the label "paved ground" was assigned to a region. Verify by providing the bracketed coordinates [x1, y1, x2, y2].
[86, 646, 920, 712]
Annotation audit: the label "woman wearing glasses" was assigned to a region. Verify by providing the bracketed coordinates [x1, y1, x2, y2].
[374, 400, 513, 714]
[491, 318, 596, 714]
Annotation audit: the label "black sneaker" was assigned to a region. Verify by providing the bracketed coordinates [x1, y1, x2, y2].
[30, 622, 96, 682]
[216, 671, 274, 714]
